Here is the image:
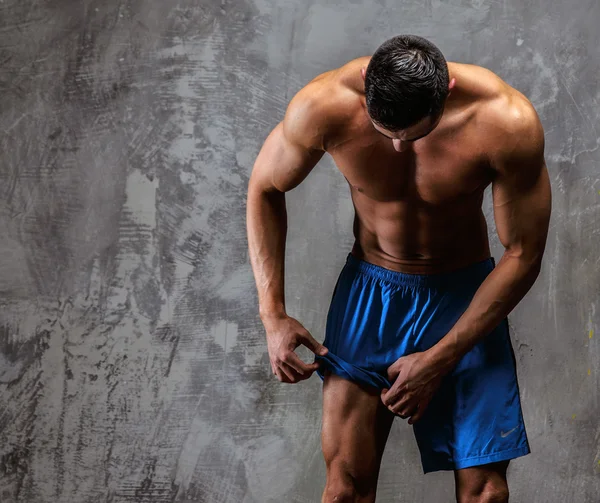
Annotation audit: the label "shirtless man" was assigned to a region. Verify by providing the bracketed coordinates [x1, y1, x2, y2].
[246, 35, 551, 502]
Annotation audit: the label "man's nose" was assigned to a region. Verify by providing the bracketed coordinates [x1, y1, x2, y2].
[392, 139, 407, 152]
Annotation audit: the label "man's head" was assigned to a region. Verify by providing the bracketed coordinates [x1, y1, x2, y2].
[364, 35, 453, 147]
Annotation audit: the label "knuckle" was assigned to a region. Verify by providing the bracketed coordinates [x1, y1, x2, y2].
[299, 331, 312, 342]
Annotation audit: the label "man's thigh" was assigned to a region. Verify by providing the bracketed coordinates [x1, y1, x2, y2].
[321, 372, 395, 499]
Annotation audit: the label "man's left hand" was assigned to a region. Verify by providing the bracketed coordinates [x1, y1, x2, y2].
[380, 351, 445, 425]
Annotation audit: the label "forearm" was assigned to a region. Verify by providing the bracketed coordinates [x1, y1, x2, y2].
[429, 252, 542, 373]
[246, 186, 288, 321]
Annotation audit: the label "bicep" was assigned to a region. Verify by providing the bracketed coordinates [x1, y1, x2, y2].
[249, 89, 327, 194]
[492, 119, 551, 260]
[249, 122, 325, 194]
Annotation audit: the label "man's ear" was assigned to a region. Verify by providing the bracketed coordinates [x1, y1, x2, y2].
[361, 67, 366, 80]
[448, 77, 456, 95]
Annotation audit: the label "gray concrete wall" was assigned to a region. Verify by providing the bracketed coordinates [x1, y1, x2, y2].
[0, 0, 598, 502]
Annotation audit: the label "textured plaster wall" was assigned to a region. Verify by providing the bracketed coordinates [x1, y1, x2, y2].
[0, 1, 598, 502]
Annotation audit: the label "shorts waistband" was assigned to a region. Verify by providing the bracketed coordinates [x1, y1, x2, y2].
[345, 253, 495, 288]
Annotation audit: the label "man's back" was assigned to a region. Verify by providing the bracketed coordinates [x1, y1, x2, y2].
[293, 57, 540, 273]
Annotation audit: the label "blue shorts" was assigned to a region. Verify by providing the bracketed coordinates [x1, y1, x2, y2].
[315, 253, 530, 473]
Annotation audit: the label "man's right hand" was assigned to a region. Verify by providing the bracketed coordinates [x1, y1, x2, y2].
[262, 314, 329, 383]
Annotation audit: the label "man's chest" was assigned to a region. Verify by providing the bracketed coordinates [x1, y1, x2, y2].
[330, 136, 491, 205]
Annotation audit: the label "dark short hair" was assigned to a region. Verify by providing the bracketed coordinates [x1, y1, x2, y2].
[365, 35, 450, 131]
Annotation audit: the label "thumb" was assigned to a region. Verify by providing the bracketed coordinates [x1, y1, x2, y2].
[387, 360, 401, 380]
[301, 331, 328, 356]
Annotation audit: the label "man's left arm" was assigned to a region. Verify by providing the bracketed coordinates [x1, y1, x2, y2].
[429, 104, 552, 374]
[381, 103, 552, 423]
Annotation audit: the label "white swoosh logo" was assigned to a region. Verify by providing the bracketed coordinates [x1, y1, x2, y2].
[500, 426, 518, 438]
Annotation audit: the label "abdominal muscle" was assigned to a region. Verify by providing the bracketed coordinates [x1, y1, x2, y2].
[349, 193, 492, 274]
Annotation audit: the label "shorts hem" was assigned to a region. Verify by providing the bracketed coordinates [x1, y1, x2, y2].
[315, 354, 390, 390]
[422, 445, 531, 474]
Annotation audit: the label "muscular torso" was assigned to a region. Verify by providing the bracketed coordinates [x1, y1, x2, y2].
[318, 59, 510, 273]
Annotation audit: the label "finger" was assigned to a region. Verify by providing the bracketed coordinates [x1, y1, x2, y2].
[274, 367, 291, 383]
[397, 403, 419, 419]
[390, 398, 409, 415]
[278, 362, 298, 383]
[380, 388, 391, 406]
[285, 352, 320, 376]
[387, 394, 413, 415]
[408, 400, 430, 425]
[299, 332, 328, 356]
[400, 409, 419, 420]
[388, 394, 415, 416]
[282, 361, 310, 382]
[387, 356, 407, 380]
[381, 385, 404, 407]
[386, 362, 402, 381]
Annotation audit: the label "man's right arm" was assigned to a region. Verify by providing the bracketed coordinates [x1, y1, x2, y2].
[246, 89, 331, 382]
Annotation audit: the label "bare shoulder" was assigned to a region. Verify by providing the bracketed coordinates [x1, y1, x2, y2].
[478, 80, 545, 172]
[283, 60, 364, 151]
